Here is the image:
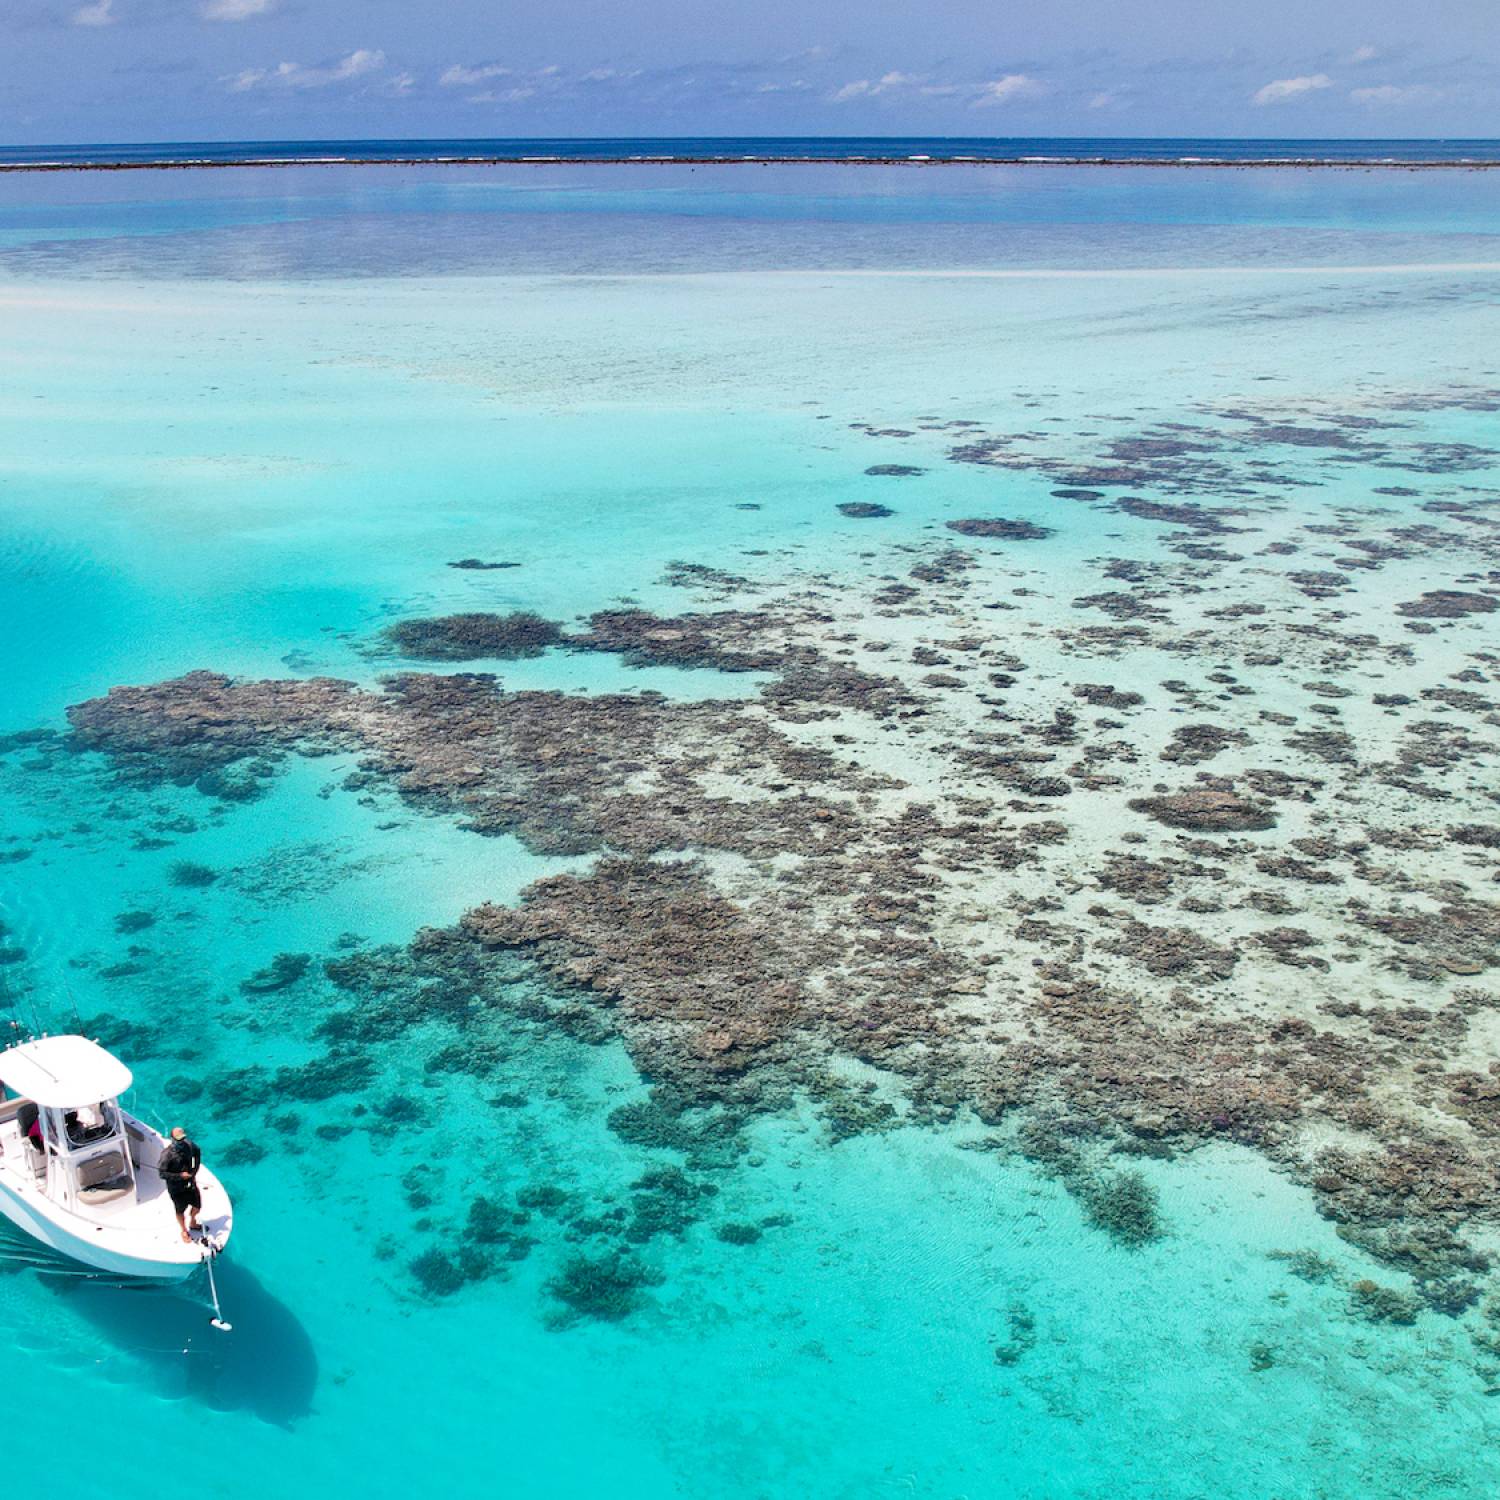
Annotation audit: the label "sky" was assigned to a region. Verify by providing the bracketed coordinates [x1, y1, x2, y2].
[2, 0, 1496, 143]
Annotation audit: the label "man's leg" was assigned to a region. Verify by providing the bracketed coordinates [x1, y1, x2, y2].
[175, 1205, 192, 1243]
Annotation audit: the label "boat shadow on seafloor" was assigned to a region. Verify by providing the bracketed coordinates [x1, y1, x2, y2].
[0, 1223, 318, 1428]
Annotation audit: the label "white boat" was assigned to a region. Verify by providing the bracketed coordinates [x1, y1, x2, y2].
[0, 1034, 232, 1280]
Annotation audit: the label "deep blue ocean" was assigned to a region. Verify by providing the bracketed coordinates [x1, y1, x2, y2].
[1, 135, 1499, 167]
[0, 154, 1498, 1497]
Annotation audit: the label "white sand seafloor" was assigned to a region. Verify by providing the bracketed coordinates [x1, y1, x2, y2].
[1, 166, 1499, 1497]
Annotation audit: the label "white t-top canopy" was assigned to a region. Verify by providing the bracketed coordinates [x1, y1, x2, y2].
[0, 1035, 133, 1108]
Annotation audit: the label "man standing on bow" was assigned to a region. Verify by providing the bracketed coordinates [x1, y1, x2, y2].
[159, 1126, 203, 1243]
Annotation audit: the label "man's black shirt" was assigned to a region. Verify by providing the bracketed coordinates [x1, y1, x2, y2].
[160, 1137, 201, 1183]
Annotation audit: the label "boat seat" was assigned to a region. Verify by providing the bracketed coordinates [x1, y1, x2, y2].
[14, 1101, 42, 1156]
[78, 1182, 132, 1204]
[76, 1150, 132, 1203]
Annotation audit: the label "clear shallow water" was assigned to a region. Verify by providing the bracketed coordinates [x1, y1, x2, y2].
[1, 163, 1498, 1495]
[4, 160, 1500, 278]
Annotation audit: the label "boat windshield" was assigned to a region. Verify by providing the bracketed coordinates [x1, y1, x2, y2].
[64, 1100, 121, 1150]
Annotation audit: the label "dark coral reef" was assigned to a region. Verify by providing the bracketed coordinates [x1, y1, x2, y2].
[63, 384, 1500, 1290]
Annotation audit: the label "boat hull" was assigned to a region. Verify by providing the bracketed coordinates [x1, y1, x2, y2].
[0, 1169, 230, 1280]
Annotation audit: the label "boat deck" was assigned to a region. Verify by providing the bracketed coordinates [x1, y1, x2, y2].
[0, 1107, 231, 1269]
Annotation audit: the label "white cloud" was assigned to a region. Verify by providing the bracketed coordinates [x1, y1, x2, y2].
[973, 73, 1043, 106]
[1251, 73, 1332, 106]
[1088, 90, 1122, 110]
[467, 86, 537, 104]
[440, 62, 510, 88]
[228, 48, 385, 91]
[832, 70, 1042, 106]
[1348, 45, 1378, 64]
[72, 0, 115, 26]
[1350, 83, 1441, 106]
[830, 71, 926, 102]
[831, 78, 872, 102]
[201, 0, 275, 19]
[448, 62, 581, 103]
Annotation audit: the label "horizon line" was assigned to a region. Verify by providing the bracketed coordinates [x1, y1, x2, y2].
[6, 132, 1500, 148]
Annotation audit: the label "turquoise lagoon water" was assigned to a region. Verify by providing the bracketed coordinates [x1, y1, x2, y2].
[1, 164, 1499, 1496]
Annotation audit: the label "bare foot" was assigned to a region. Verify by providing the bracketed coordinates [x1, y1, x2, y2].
[180, 1231, 193, 1243]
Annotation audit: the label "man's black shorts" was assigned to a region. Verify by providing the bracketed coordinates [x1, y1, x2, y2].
[168, 1181, 202, 1213]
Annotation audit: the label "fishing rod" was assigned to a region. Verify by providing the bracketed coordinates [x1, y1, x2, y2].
[0, 898, 44, 1040]
[0, 979, 41, 1045]
[60, 976, 85, 1035]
